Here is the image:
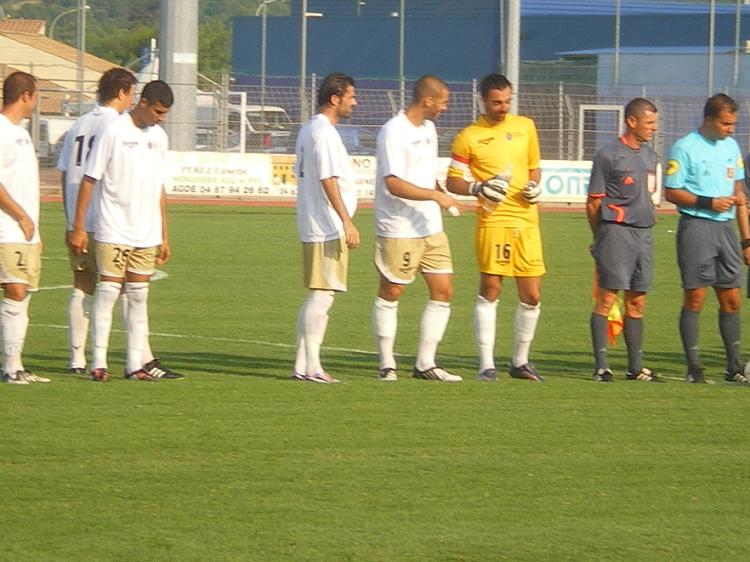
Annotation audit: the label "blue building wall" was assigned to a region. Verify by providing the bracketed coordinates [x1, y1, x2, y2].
[231, 4, 750, 85]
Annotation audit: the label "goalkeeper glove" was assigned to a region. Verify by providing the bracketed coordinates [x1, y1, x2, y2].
[522, 181, 541, 204]
[469, 176, 508, 204]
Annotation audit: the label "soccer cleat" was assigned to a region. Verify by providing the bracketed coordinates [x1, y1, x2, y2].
[2, 371, 30, 385]
[724, 371, 749, 384]
[378, 367, 398, 381]
[685, 368, 708, 384]
[412, 365, 462, 382]
[125, 369, 157, 382]
[309, 371, 340, 384]
[477, 368, 498, 382]
[69, 367, 86, 375]
[89, 368, 111, 382]
[291, 370, 310, 381]
[592, 368, 614, 382]
[626, 368, 663, 383]
[508, 362, 544, 382]
[17, 370, 51, 383]
[143, 358, 184, 380]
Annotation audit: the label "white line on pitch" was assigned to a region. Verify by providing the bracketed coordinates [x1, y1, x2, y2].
[30, 322, 380, 356]
[37, 270, 169, 291]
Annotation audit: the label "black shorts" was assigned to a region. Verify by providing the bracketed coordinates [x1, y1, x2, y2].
[676, 214, 742, 290]
[593, 223, 653, 292]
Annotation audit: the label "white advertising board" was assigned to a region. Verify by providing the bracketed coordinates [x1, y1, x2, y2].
[165, 151, 612, 205]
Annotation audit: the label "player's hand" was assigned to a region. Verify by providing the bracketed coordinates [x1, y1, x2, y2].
[469, 176, 508, 204]
[68, 228, 88, 255]
[343, 221, 360, 250]
[522, 181, 542, 204]
[17, 214, 34, 242]
[743, 247, 750, 267]
[435, 191, 461, 212]
[156, 241, 172, 265]
[712, 196, 736, 213]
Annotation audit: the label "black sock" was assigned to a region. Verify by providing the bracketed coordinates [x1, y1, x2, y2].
[679, 308, 701, 372]
[718, 310, 741, 373]
[624, 316, 643, 374]
[590, 313, 609, 371]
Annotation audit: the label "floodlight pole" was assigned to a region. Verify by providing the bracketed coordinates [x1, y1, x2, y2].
[399, 0, 405, 109]
[614, 0, 621, 88]
[708, 0, 716, 97]
[76, 0, 87, 115]
[507, 0, 520, 114]
[300, 0, 308, 122]
[257, 0, 281, 131]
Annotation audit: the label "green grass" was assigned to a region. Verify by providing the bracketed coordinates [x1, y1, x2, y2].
[2, 203, 750, 561]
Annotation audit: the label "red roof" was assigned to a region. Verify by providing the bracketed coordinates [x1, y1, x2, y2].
[0, 19, 46, 35]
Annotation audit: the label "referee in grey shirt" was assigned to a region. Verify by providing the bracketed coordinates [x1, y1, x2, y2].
[586, 98, 662, 382]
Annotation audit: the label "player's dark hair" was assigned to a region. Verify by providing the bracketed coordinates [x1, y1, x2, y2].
[625, 98, 657, 119]
[98, 67, 137, 105]
[317, 73, 355, 108]
[704, 93, 738, 120]
[141, 80, 174, 108]
[2, 71, 36, 105]
[412, 75, 448, 103]
[479, 73, 512, 98]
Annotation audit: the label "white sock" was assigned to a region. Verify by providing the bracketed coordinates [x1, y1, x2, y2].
[68, 288, 91, 369]
[124, 282, 150, 374]
[1, 296, 29, 374]
[293, 301, 307, 375]
[513, 301, 541, 367]
[372, 297, 399, 371]
[415, 300, 451, 371]
[91, 281, 121, 370]
[474, 295, 498, 372]
[121, 292, 154, 365]
[303, 290, 335, 375]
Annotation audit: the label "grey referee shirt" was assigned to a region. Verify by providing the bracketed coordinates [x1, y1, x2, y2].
[588, 138, 658, 228]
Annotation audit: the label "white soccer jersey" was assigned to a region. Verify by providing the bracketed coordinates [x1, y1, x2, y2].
[56, 105, 119, 231]
[84, 113, 168, 247]
[374, 111, 442, 238]
[0, 113, 40, 244]
[294, 113, 357, 243]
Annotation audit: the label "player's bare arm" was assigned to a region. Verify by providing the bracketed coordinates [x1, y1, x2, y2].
[0, 182, 34, 241]
[586, 195, 603, 234]
[61, 171, 70, 245]
[156, 187, 172, 265]
[386, 175, 458, 210]
[665, 187, 736, 213]
[732, 179, 750, 265]
[69, 175, 96, 254]
[321, 176, 359, 249]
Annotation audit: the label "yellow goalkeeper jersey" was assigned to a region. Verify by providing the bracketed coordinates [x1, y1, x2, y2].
[448, 113, 541, 228]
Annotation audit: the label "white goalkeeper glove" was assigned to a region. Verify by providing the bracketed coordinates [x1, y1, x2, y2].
[469, 175, 508, 204]
[522, 181, 541, 204]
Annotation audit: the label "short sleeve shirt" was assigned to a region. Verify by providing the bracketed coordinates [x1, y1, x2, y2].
[294, 114, 357, 243]
[56, 105, 119, 231]
[0, 114, 40, 244]
[84, 113, 168, 247]
[588, 137, 658, 228]
[374, 111, 443, 238]
[448, 113, 541, 228]
[664, 130, 745, 222]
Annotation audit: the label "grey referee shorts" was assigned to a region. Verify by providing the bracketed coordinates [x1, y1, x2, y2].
[593, 222, 653, 292]
[676, 214, 742, 290]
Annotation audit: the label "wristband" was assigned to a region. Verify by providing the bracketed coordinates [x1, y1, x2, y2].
[741, 239, 750, 250]
[696, 196, 714, 210]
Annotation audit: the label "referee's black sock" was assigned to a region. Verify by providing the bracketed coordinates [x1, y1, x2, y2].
[624, 316, 643, 374]
[590, 313, 609, 371]
[679, 308, 701, 372]
[718, 310, 741, 373]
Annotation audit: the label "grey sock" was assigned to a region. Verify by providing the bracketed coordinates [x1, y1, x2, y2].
[679, 308, 701, 372]
[624, 316, 643, 374]
[718, 310, 741, 373]
[590, 313, 609, 370]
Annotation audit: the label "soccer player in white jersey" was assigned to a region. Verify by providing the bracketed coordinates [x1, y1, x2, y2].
[372, 75, 463, 382]
[0, 72, 50, 384]
[57, 69, 182, 380]
[292, 72, 359, 384]
[69, 80, 173, 382]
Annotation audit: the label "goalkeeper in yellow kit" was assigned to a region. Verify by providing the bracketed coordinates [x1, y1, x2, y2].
[446, 73, 545, 382]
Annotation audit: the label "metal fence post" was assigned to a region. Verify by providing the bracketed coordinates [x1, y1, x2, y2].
[310, 73, 317, 121]
[471, 78, 478, 121]
[558, 82, 564, 160]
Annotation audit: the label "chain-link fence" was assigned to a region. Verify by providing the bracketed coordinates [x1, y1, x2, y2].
[33, 74, 750, 166]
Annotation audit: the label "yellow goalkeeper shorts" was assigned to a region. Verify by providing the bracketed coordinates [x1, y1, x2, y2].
[475, 226, 546, 277]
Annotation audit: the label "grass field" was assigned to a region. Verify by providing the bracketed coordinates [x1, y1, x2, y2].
[2, 202, 750, 561]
